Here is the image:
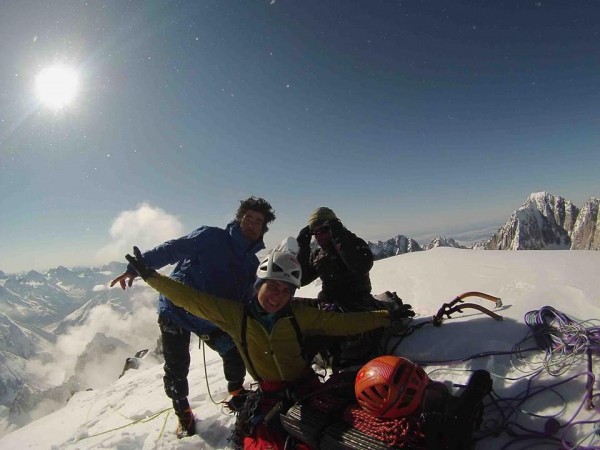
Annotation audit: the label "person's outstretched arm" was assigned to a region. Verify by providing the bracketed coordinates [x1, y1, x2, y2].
[125, 246, 243, 336]
[110, 226, 217, 290]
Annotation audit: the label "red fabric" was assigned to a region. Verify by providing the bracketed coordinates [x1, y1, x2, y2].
[259, 380, 289, 393]
[258, 368, 321, 395]
[243, 423, 312, 450]
[243, 423, 286, 450]
[243, 372, 321, 450]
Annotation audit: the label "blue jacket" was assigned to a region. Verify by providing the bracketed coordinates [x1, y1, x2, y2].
[126, 220, 265, 351]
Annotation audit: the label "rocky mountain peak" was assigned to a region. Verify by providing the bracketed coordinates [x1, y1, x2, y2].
[570, 197, 600, 250]
[368, 235, 423, 260]
[484, 192, 590, 250]
[425, 236, 466, 250]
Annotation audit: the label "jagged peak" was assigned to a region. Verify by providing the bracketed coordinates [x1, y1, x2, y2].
[576, 198, 599, 216]
[369, 234, 410, 244]
[425, 236, 466, 250]
[528, 191, 553, 201]
[524, 191, 563, 208]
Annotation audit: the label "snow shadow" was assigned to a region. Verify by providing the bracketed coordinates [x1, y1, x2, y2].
[387, 312, 535, 379]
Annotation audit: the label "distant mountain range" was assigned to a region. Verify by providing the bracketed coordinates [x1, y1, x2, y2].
[0, 191, 598, 435]
[0, 262, 134, 433]
[367, 192, 599, 258]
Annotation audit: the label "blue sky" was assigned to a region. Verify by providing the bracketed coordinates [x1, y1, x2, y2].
[0, 1, 599, 273]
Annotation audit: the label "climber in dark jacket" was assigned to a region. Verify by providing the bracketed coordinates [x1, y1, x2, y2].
[296, 207, 384, 370]
[296, 207, 375, 311]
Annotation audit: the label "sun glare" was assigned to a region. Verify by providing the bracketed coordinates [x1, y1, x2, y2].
[35, 65, 80, 109]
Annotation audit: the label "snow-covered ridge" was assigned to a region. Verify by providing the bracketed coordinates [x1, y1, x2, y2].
[0, 191, 598, 439]
[2, 248, 600, 449]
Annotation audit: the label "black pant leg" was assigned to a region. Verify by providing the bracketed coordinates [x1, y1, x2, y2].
[159, 316, 191, 400]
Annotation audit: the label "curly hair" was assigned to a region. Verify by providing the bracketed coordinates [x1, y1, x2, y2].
[235, 196, 276, 233]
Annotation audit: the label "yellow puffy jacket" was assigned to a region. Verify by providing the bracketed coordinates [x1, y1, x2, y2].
[147, 274, 391, 382]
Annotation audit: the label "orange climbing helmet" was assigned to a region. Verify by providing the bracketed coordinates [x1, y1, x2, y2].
[355, 355, 430, 419]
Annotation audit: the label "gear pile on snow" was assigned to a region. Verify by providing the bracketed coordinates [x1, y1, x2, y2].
[280, 368, 492, 450]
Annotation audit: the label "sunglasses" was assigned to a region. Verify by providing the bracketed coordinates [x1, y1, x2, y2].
[312, 226, 330, 236]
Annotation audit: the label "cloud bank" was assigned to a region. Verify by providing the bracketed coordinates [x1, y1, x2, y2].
[96, 203, 184, 264]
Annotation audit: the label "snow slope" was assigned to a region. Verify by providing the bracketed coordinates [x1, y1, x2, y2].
[1, 248, 600, 449]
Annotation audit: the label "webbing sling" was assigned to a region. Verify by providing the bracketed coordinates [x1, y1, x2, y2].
[240, 303, 305, 382]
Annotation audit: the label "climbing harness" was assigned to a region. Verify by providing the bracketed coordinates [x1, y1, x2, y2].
[229, 389, 262, 449]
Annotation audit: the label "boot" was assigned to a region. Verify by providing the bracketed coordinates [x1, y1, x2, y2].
[420, 382, 451, 450]
[443, 370, 492, 449]
[173, 398, 196, 438]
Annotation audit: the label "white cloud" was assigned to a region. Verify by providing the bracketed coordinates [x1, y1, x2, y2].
[26, 296, 158, 391]
[96, 203, 184, 264]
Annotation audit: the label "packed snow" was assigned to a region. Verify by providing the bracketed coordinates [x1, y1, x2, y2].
[1, 248, 600, 449]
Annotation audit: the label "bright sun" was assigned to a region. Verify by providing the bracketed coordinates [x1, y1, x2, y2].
[35, 65, 80, 109]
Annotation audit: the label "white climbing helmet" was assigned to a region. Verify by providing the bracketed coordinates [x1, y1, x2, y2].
[256, 237, 302, 288]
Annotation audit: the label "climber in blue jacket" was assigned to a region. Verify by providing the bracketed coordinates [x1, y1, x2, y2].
[111, 196, 275, 438]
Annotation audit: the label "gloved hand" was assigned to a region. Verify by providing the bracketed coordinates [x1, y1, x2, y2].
[225, 389, 250, 412]
[323, 218, 343, 236]
[296, 225, 312, 248]
[125, 246, 157, 281]
[388, 305, 415, 330]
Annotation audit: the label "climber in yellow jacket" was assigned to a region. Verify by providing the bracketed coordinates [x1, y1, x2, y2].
[125, 247, 401, 382]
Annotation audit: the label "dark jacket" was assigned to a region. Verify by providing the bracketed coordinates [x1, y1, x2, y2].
[125, 220, 264, 337]
[297, 226, 374, 310]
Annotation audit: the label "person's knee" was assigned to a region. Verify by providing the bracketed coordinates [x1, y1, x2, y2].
[164, 375, 189, 399]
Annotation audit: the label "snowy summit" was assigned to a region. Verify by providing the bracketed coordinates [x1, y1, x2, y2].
[1, 248, 600, 449]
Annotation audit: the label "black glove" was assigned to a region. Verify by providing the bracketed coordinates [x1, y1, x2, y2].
[296, 225, 312, 248]
[383, 308, 413, 340]
[389, 304, 415, 328]
[323, 218, 343, 237]
[125, 246, 157, 281]
[225, 389, 250, 412]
